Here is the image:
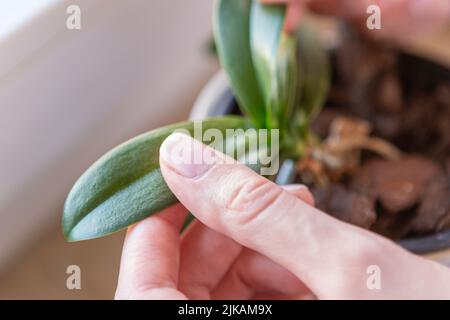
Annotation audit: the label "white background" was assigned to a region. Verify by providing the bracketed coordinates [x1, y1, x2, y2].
[0, 0, 217, 270]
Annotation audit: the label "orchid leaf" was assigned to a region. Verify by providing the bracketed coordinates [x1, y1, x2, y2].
[63, 116, 249, 241]
[250, 2, 297, 133]
[295, 24, 330, 132]
[214, 0, 266, 128]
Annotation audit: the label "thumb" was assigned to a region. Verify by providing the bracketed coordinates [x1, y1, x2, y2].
[159, 133, 388, 298]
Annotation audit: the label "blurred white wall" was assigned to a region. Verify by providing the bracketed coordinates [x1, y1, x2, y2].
[0, 0, 217, 270]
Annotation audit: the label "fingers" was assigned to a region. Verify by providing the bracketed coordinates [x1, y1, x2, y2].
[115, 203, 188, 300]
[160, 133, 383, 298]
[261, 0, 450, 38]
[178, 184, 313, 299]
[283, 2, 303, 33]
[211, 249, 310, 300]
[260, 0, 303, 33]
[178, 221, 243, 299]
[374, 0, 450, 40]
[159, 134, 450, 299]
[309, 0, 450, 40]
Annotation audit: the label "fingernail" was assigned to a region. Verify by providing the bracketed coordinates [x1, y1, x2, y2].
[160, 133, 214, 178]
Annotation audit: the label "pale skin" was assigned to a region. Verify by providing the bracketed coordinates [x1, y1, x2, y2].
[115, 1, 450, 299]
[261, 0, 450, 40]
[115, 133, 450, 299]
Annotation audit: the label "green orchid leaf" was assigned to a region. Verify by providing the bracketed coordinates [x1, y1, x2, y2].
[273, 34, 298, 133]
[63, 116, 249, 241]
[295, 24, 330, 130]
[214, 0, 266, 128]
[250, 2, 297, 132]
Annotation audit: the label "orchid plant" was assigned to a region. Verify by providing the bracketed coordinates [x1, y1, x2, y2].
[62, 0, 329, 241]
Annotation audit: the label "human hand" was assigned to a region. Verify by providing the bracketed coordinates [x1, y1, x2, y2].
[260, 0, 450, 40]
[115, 133, 450, 299]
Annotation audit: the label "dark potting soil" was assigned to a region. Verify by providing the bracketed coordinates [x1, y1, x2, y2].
[309, 30, 450, 239]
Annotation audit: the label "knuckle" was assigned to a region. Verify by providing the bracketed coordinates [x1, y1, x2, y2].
[224, 176, 284, 228]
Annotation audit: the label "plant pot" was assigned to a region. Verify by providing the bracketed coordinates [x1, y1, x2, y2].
[190, 50, 450, 255]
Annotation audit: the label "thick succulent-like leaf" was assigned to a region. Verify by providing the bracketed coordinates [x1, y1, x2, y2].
[295, 25, 330, 128]
[273, 34, 298, 133]
[214, 0, 266, 128]
[63, 116, 249, 241]
[250, 2, 297, 132]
